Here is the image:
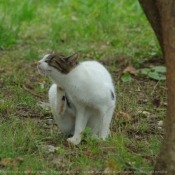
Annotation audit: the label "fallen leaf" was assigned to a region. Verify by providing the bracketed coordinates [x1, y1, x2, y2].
[39, 78, 45, 83]
[84, 152, 91, 158]
[26, 166, 31, 175]
[15, 157, 24, 164]
[115, 111, 132, 122]
[104, 160, 121, 174]
[108, 160, 121, 170]
[0, 157, 24, 167]
[123, 63, 138, 76]
[0, 158, 12, 167]
[152, 98, 161, 108]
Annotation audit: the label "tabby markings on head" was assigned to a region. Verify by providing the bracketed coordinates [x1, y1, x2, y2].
[45, 53, 79, 74]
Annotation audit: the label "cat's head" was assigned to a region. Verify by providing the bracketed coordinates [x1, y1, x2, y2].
[37, 53, 79, 76]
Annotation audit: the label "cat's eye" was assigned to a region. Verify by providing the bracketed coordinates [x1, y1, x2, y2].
[45, 59, 49, 63]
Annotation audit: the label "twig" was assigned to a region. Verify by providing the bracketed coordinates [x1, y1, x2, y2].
[151, 81, 160, 95]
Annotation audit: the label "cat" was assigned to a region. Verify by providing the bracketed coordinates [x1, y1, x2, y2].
[37, 53, 116, 145]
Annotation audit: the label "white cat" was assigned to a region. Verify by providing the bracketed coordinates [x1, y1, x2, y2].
[37, 53, 116, 145]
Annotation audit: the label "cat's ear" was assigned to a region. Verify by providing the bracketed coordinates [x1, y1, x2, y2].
[63, 53, 79, 66]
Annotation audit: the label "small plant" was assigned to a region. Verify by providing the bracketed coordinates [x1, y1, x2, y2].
[121, 66, 166, 82]
[121, 73, 133, 82]
[140, 66, 166, 80]
[56, 147, 64, 154]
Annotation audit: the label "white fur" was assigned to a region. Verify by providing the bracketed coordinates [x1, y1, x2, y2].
[38, 55, 116, 145]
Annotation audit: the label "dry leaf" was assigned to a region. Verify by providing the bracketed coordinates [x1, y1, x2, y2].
[26, 166, 31, 175]
[108, 160, 121, 170]
[84, 152, 91, 158]
[115, 111, 132, 122]
[15, 157, 24, 164]
[104, 160, 121, 174]
[0, 158, 12, 167]
[39, 78, 45, 83]
[152, 98, 161, 108]
[123, 63, 138, 76]
[0, 157, 24, 167]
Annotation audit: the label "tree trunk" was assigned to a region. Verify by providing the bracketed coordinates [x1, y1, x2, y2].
[139, 0, 175, 174]
[139, 0, 164, 54]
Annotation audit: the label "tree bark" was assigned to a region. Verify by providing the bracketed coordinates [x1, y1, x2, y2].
[139, 0, 164, 54]
[139, 0, 175, 174]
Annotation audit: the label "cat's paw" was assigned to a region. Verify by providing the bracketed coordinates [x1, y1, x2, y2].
[67, 136, 81, 145]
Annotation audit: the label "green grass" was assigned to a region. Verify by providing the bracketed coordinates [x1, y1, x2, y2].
[0, 0, 165, 174]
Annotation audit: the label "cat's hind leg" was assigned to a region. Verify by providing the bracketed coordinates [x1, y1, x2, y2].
[98, 105, 115, 140]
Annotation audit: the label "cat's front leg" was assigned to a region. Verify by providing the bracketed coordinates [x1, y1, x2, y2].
[67, 135, 81, 145]
[67, 107, 88, 145]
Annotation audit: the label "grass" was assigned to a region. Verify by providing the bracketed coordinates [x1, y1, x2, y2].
[0, 0, 166, 174]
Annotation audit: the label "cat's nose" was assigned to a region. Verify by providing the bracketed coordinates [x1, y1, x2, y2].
[37, 61, 41, 65]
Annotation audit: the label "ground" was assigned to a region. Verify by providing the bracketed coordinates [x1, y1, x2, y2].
[0, 0, 166, 174]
